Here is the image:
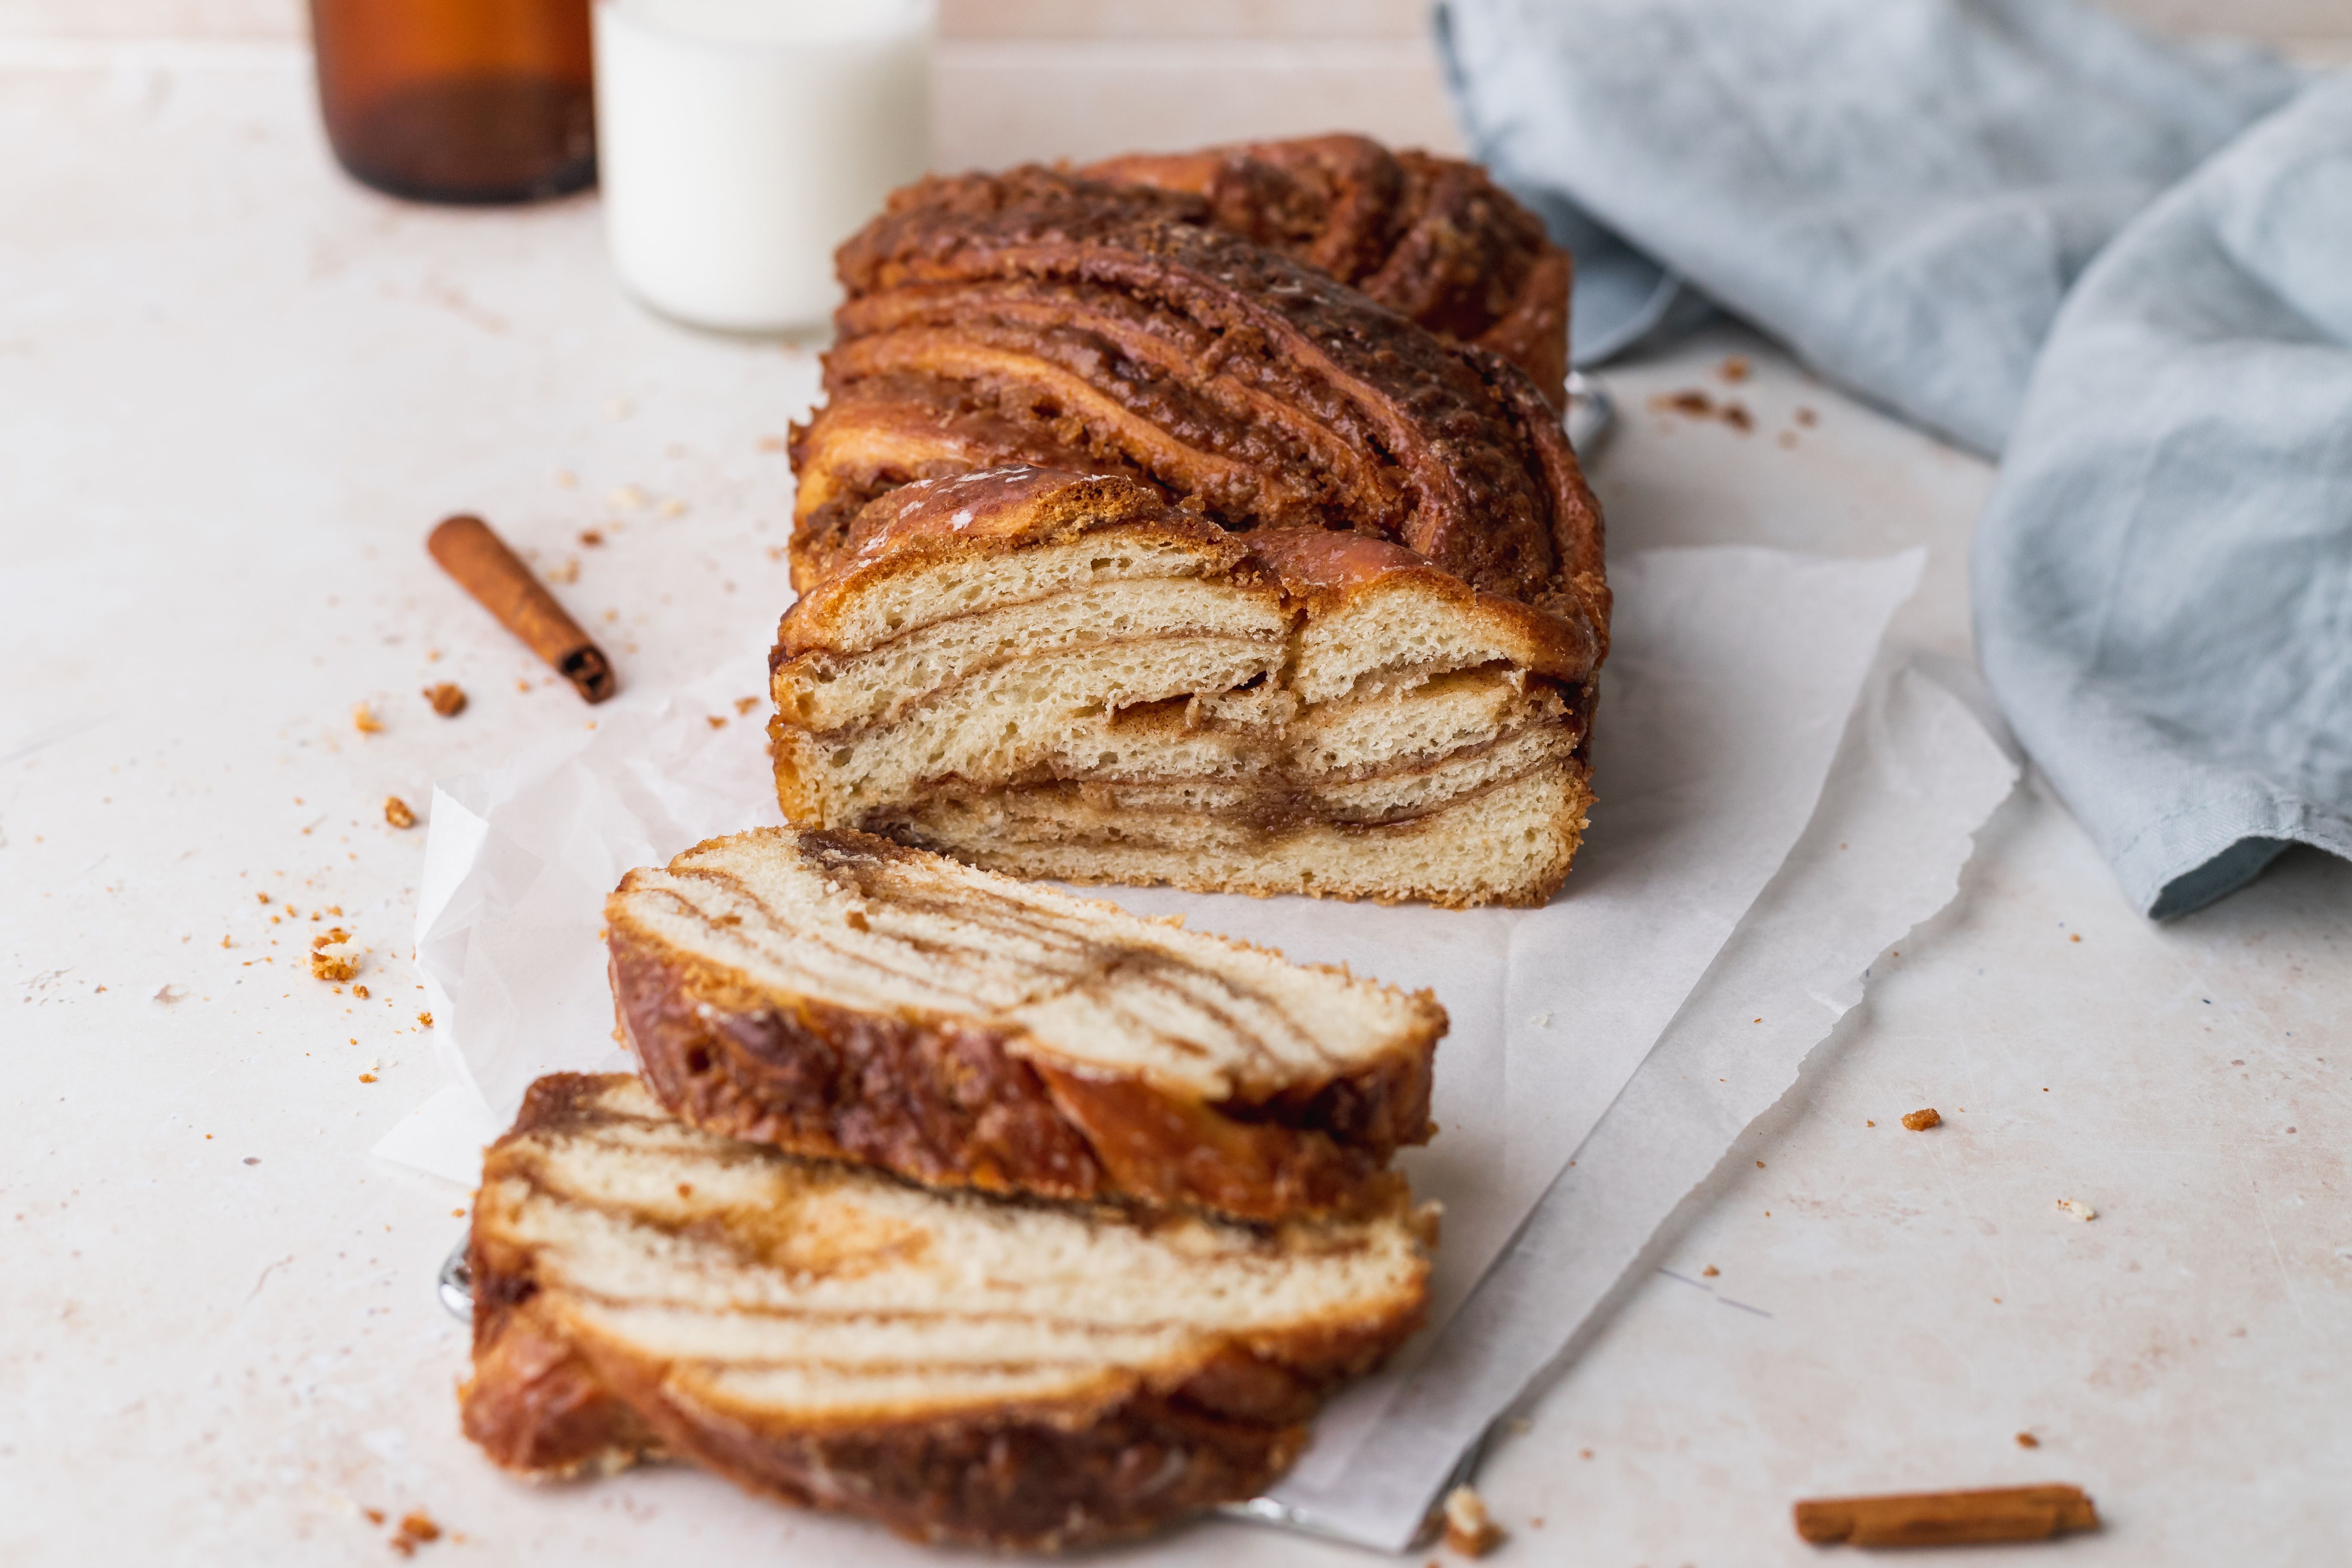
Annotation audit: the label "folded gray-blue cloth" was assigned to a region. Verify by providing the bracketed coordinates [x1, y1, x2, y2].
[1440, 0, 2349, 917]
[1976, 77, 2352, 917]
[1436, 0, 2298, 452]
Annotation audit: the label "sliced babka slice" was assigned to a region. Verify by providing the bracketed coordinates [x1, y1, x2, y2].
[606, 823, 1446, 1221]
[462, 1073, 1435, 1551]
[770, 467, 1599, 908]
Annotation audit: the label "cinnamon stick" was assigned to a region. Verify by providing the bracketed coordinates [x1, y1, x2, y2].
[427, 514, 615, 704]
[1794, 1485, 2098, 1547]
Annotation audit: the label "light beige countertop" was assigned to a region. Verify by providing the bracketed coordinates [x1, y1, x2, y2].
[5, 6, 2347, 1564]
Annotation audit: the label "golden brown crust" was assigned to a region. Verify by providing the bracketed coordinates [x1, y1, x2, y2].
[605, 835, 1439, 1223]
[1079, 135, 1570, 408]
[790, 154, 1602, 652]
[461, 1073, 1432, 1551]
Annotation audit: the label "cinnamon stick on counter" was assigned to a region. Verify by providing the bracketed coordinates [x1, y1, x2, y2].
[1794, 1485, 2099, 1547]
[427, 514, 616, 704]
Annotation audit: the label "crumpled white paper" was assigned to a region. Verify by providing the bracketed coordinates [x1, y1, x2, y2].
[1263, 649, 2019, 1548]
[375, 543, 2014, 1552]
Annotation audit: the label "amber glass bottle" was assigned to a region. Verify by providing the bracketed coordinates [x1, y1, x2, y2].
[310, 0, 595, 203]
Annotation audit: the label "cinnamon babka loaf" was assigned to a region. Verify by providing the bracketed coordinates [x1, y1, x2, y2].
[463, 1073, 1434, 1550]
[607, 825, 1446, 1219]
[772, 467, 1598, 906]
[781, 138, 1606, 907]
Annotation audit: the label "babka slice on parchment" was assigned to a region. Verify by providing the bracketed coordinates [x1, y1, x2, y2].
[607, 824, 1446, 1221]
[461, 1073, 1435, 1551]
[771, 467, 1599, 907]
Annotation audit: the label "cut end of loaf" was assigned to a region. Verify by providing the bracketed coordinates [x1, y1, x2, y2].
[771, 468, 1598, 909]
[463, 1073, 1432, 1550]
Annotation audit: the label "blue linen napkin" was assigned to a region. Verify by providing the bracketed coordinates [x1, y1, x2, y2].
[1976, 77, 2352, 917]
[1435, 0, 2298, 452]
[1439, 0, 2348, 916]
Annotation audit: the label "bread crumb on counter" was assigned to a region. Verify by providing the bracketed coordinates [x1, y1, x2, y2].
[352, 703, 384, 735]
[424, 682, 467, 717]
[1442, 1486, 1505, 1557]
[384, 796, 416, 829]
[310, 932, 359, 982]
[2016, 1431, 2040, 1448]
[2055, 1198, 2096, 1222]
[1902, 1107, 1942, 1131]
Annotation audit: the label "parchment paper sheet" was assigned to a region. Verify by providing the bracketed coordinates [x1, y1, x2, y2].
[374, 543, 2013, 1550]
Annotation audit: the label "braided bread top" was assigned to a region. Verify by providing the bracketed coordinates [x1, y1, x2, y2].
[789, 149, 1605, 662]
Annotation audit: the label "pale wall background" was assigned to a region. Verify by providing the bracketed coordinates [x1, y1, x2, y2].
[3, 0, 2344, 171]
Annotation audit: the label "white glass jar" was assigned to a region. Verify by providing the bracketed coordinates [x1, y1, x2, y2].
[592, 0, 934, 333]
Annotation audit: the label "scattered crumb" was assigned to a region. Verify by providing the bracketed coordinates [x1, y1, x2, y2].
[734, 696, 761, 715]
[419, 1011, 434, 1028]
[2016, 1431, 2040, 1448]
[1702, 1265, 1719, 1277]
[608, 484, 646, 510]
[1719, 354, 1750, 382]
[1901, 1107, 1941, 1131]
[1866, 1119, 1876, 1127]
[154, 983, 188, 1004]
[257, 892, 270, 904]
[310, 945, 360, 983]
[658, 498, 687, 518]
[579, 528, 604, 547]
[2070, 933, 2082, 943]
[353, 984, 370, 1000]
[424, 682, 467, 717]
[1795, 406, 1818, 426]
[2055, 1198, 2097, 1222]
[358, 1073, 377, 1083]
[220, 934, 233, 948]
[400, 1513, 440, 1544]
[1578, 1448, 1593, 1460]
[352, 703, 384, 735]
[706, 715, 728, 729]
[546, 557, 580, 584]
[1658, 388, 1715, 416]
[363, 1508, 385, 1526]
[1442, 1486, 1505, 1557]
[384, 796, 417, 829]
[1721, 401, 1754, 432]
[1756, 1160, 1765, 1168]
